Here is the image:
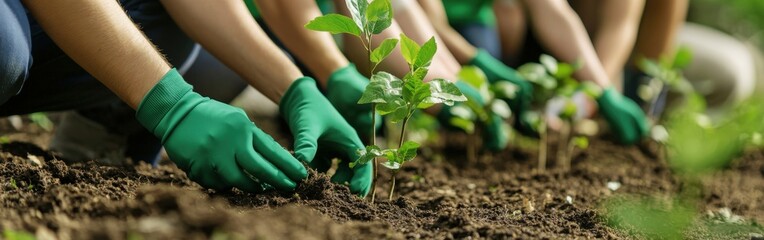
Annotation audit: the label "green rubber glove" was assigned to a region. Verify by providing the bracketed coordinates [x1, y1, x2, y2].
[470, 49, 537, 137]
[325, 64, 381, 141]
[438, 81, 510, 151]
[596, 87, 649, 145]
[136, 69, 307, 192]
[280, 77, 373, 197]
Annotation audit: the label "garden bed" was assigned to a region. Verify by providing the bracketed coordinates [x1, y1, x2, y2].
[1, 119, 763, 239]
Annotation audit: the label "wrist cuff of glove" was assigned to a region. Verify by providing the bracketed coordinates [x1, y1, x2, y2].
[280, 77, 320, 117]
[329, 64, 362, 81]
[595, 87, 617, 104]
[136, 68, 194, 134]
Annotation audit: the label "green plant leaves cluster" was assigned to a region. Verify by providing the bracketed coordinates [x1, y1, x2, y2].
[306, 0, 393, 37]
[351, 141, 420, 170]
[637, 46, 695, 98]
[448, 66, 514, 134]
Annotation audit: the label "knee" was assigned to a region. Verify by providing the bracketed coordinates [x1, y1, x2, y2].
[0, 40, 31, 105]
[0, 0, 32, 104]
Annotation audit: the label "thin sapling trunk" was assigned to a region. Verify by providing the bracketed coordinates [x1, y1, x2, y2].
[389, 115, 410, 201]
[557, 120, 571, 171]
[538, 120, 548, 172]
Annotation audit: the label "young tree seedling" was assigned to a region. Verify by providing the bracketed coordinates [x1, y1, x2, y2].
[518, 55, 598, 171]
[306, 0, 466, 201]
[448, 66, 514, 163]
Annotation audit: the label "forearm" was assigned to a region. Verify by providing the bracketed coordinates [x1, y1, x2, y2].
[255, 0, 349, 87]
[22, 0, 170, 109]
[633, 0, 688, 61]
[594, 0, 644, 80]
[417, 0, 477, 64]
[393, 0, 461, 73]
[160, 0, 302, 104]
[495, 0, 527, 63]
[522, 0, 611, 87]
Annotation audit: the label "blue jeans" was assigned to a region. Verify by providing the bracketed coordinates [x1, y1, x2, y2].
[453, 23, 502, 60]
[0, 0, 195, 164]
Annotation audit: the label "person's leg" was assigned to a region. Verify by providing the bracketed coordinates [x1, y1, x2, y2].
[0, 0, 32, 106]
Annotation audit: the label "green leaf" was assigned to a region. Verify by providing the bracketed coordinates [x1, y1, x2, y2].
[365, 0, 393, 34]
[358, 71, 402, 104]
[403, 74, 431, 109]
[29, 112, 53, 132]
[351, 145, 383, 168]
[490, 100, 512, 119]
[377, 98, 408, 123]
[449, 117, 476, 134]
[305, 14, 361, 36]
[555, 63, 575, 79]
[540, 54, 558, 75]
[370, 38, 399, 64]
[558, 99, 578, 120]
[413, 37, 437, 69]
[492, 81, 518, 99]
[427, 79, 467, 106]
[399, 33, 420, 66]
[571, 136, 589, 149]
[345, 0, 369, 32]
[672, 46, 693, 69]
[397, 141, 420, 162]
[458, 66, 488, 89]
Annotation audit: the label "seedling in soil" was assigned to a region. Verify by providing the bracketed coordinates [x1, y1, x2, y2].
[636, 46, 695, 122]
[448, 66, 514, 163]
[29, 112, 53, 132]
[307, 0, 465, 201]
[605, 97, 764, 239]
[518, 54, 599, 171]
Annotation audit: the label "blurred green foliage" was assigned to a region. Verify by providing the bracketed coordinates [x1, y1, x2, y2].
[690, 0, 764, 39]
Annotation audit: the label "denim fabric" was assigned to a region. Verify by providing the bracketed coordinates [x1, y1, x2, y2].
[0, 0, 32, 106]
[453, 23, 502, 60]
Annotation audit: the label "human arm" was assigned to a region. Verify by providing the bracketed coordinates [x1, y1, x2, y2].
[159, 0, 372, 196]
[416, 0, 478, 64]
[22, 0, 169, 109]
[593, 0, 645, 81]
[520, 0, 611, 88]
[253, 0, 349, 86]
[23, 0, 308, 191]
[159, 0, 301, 104]
[254, 0, 380, 140]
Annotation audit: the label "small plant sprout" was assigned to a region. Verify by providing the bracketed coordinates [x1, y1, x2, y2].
[448, 66, 515, 162]
[604, 96, 764, 239]
[518, 54, 598, 171]
[307, 0, 466, 201]
[29, 112, 53, 132]
[637, 46, 695, 122]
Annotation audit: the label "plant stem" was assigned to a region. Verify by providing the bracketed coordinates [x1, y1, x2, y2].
[370, 104, 378, 203]
[386, 115, 411, 201]
[467, 131, 477, 163]
[366, 35, 379, 204]
[539, 120, 547, 172]
[388, 170, 398, 201]
[558, 120, 571, 171]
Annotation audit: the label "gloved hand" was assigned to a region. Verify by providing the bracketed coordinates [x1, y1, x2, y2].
[136, 69, 307, 192]
[596, 87, 649, 145]
[280, 77, 373, 197]
[324, 64, 381, 142]
[438, 81, 510, 152]
[470, 49, 537, 136]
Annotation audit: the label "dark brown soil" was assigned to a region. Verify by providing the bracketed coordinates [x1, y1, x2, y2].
[1, 118, 763, 239]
